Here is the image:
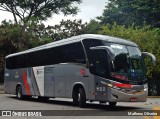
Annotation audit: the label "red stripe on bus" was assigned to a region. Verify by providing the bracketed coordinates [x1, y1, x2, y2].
[22, 70, 31, 95]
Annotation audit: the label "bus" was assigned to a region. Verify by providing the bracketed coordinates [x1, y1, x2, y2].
[4, 34, 156, 108]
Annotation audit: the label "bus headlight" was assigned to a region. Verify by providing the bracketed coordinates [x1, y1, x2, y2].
[107, 83, 121, 91]
[107, 84, 113, 88]
[101, 81, 113, 88]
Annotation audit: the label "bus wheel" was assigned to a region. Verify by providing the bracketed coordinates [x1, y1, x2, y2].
[72, 90, 79, 106]
[16, 86, 23, 100]
[109, 102, 117, 107]
[78, 88, 86, 108]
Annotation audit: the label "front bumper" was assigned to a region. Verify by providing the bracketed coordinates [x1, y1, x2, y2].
[107, 88, 148, 102]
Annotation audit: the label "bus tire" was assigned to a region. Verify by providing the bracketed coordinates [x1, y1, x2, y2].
[78, 88, 86, 108]
[109, 102, 117, 107]
[72, 90, 79, 106]
[16, 86, 23, 100]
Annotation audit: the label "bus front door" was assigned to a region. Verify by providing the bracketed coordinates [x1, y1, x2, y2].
[89, 50, 110, 101]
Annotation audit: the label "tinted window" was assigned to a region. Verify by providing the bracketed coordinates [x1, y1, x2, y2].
[6, 54, 27, 69]
[89, 50, 110, 78]
[82, 39, 103, 63]
[6, 42, 86, 69]
[63, 42, 86, 64]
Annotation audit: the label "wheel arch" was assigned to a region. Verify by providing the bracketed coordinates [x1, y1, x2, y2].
[16, 83, 22, 94]
[72, 82, 86, 98]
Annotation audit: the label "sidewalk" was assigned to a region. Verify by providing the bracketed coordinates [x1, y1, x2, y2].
[0, 84, 4, 94]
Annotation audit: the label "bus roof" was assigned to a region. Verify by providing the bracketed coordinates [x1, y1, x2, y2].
[6, 34, 138, 58]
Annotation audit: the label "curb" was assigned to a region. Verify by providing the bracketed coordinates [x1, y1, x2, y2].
[148, 96, 160, 98]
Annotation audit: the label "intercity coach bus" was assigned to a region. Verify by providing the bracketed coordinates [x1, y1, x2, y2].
[4, 34, 156, 108]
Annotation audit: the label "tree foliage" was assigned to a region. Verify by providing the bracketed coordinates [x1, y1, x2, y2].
[0, 19, 86, 54]
[0, 19, 86, 82]
[0, 20, 36, 54]
[84, 19, 102, 34]
[0, 20, 40, 82]
[98, 0, 160, 27]
[0, 0, 81, 24]
[25, 19, 87, 41]
[49, 19, 87, 41]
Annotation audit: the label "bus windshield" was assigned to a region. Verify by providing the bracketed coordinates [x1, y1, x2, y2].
[105, 42, 146, 82]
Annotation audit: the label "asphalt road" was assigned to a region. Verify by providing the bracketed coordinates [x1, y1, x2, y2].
[0, 94, 159, 119]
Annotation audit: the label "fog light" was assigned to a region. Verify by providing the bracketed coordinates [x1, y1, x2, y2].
[112, 94, 118, 99]
[113, 86, 121, 90]
[144, 88, 148, 92]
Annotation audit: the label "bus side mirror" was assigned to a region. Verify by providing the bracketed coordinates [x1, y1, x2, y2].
[142, 52, 156, 66]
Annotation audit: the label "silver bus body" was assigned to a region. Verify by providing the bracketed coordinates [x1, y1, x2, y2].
[4, 34, 154, 107]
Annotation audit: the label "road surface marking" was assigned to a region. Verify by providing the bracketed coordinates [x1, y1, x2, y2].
[144, 116, 151, 119]
[153, 107, 160, 119]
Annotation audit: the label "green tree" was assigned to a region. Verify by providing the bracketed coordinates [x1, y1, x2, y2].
[51, 19, 87, 41]
[0, 19, 86, 83]
[0, 20, 41, 82]
[0, 19, 86, 55]
[84, 19, 101, 34]
[0, 20, 41, 54]
[27, 19, 87, 41]
[98, 0, 160, 27]
[0, 0, 82, 24]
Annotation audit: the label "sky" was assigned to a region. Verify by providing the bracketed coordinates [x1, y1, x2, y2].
[0, 0, 108, 26]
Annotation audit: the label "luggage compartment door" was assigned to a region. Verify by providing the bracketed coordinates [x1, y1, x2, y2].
[44, 66, 55, 97]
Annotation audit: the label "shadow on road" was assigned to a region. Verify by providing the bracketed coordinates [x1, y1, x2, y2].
[8, 95, 143, 111]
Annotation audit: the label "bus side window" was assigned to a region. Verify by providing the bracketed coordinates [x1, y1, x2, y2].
[63, 42, 86, 64]
[6, 54, 27, 69]
[82, 39, 103, 62]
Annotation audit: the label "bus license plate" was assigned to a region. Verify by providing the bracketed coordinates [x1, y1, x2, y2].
[130, 98, 137, 102]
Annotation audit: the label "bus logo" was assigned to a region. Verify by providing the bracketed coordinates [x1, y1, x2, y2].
[15, 71, 19, 78]
[2, 111, 11, 116]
